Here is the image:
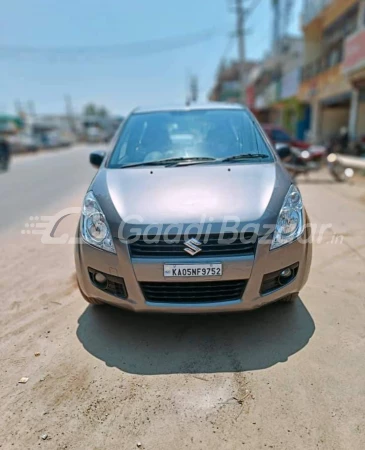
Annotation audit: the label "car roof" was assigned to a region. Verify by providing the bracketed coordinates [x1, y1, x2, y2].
[133, 102, 246, 114]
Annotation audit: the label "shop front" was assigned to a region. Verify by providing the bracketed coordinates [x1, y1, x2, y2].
[343, 26, 365, 138]
[281, 68, 310, 140]
[299, 64, 352, 142]
[320, 92, 352, 141]
[253, 81, 282, 125]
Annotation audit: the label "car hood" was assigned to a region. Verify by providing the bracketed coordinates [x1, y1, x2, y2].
[92, 162, 291, 237]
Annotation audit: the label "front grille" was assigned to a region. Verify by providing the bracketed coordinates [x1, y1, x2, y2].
[260, 263, 299, 295]
[129, 233, 257, 259]
[140, 280, 247, 304]
[88, 268, 128, 299]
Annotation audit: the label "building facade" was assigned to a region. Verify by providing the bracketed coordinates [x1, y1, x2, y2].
[209, 61, 257, 104]
[343, 0, 365, 139]
[298, 0, 361, 142]
[244, 36, 306, 138]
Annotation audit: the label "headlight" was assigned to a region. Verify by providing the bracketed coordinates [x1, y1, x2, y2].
[271, 184, 304, 250]
[81, 191, 116, 253]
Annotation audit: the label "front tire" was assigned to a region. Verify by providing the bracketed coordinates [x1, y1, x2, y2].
[279, 293, 299, 303]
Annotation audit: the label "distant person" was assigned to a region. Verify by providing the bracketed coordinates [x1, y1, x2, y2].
[339, 126, 349, 153]
[0, 137, 10, 171]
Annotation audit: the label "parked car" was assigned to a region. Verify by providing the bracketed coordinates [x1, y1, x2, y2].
[85, 126, 106, 143]
[8, 132, 39, 153]
[262, 124, 310, 149]
[39, 130, 73, 148]
[75, 103, 312, 313]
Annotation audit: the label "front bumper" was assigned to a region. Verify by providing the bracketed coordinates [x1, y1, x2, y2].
[75, 224, 312, 313]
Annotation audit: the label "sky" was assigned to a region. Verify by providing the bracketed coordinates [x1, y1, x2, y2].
[0, 0, 302, 116]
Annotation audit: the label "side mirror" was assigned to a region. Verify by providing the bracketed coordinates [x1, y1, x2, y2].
[89, 151, 106, 168]
[274, 143, 291, 160]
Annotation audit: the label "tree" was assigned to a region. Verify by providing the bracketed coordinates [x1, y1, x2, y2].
[83, 103, 109, 117]
[98, 107, 108, 118]
[83, 103, 97, 116]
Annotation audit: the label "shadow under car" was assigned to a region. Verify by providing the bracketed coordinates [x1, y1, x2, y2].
[76, 297, 315, 375]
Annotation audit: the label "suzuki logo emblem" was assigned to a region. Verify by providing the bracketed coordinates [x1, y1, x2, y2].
[184, 238, 202, 256]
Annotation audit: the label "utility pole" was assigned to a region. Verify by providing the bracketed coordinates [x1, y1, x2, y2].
[64, 94, 75, 133]
[27, 100, 36, 117]
[14, 100, 23, 116]
[185, 72, 199, 105]
[190, 75, 199, 103]
[185, 70, 190, 105]
[235, 0, 247, 105]
[272, 0, 280, 53]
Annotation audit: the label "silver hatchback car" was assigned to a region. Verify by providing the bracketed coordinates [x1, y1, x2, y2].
[75, 104, 312, 312]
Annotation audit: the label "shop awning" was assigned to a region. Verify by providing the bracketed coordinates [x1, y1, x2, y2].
[320, 92, 351, 107]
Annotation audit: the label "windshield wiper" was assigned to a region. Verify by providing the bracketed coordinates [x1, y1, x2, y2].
[120, 156, 217, 168]
[220, 153, 269, 162]
[120, 154, 269, 168]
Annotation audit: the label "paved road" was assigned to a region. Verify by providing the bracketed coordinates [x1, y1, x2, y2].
[0, 145, 98, 232]
[0, 147, 365, 449]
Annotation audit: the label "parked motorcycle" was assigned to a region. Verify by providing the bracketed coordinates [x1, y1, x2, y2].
[275, 143, 353, 182]
[327, 130, 365, 158]
[275, 143, 321, 179]
[327, 153, 355, 182]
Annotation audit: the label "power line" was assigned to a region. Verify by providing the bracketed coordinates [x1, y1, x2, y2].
[188, 31, 234, 103]
[0, 28, 224, 61]
[228, 0, 263, 104]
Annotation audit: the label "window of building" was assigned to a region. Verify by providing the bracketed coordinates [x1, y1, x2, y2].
[326, 42, 343, 68]
[323, 4, 358, 45]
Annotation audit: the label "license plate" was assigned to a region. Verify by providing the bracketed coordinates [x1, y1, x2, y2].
[164, 263, 222, 277]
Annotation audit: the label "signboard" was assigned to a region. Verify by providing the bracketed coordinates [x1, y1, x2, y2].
[221, 81, 240, 92]
[343, 29, 365, 74]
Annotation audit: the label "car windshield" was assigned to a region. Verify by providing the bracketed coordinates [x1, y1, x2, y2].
[108, 109, 274, 168]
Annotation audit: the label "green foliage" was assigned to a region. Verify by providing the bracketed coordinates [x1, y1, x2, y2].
[282, 98, 304, 135]
[98, 107, 108, 118]
[83, 103, 109, 117]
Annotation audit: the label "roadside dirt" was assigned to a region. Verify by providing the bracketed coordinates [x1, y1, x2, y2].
[1, 177, 365, 450]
